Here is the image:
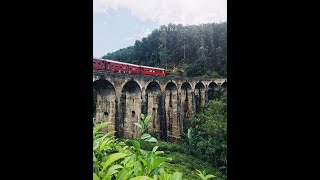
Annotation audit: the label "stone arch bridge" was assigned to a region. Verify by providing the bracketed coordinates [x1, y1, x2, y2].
[93, 71, 227, 141]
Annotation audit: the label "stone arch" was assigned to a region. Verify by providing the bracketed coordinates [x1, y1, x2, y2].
[221, 81, 227, 89]
[180, 82, 192, 133]
[121, 78, 143, 94]
[208, 82, 219, 100]
[120, 80, 142, 139]
[145, 81, 163, 139]
[93, 79, 116, 133]
[165, 81, 179, 141]
[144, 79, 162, 92]
[195, 82, 205, 113]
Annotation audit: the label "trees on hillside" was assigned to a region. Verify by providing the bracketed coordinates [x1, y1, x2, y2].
[102, 22, 227, 77]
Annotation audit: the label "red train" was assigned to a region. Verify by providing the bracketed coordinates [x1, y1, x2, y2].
[93, 57, 166, 76]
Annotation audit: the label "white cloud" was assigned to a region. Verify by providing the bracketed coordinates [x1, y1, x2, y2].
[93, 0, 227, 25]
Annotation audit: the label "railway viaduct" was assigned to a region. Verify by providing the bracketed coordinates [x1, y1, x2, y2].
[93, 71, 227, 141]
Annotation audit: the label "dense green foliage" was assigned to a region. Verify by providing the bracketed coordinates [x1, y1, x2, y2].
[102, 22, 227, 77]
[140, 92, 227, 177]
[93, 119, 217, 180]
[140, 141, 225, 180]
[189, 92, 227, 174]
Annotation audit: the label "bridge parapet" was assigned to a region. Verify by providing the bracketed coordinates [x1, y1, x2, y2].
[93, 71, 226, 86]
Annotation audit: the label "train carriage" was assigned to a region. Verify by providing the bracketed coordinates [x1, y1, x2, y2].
[93, 58, 105, 70]
[93, 57, 166, 76]
[141, 65, 165, 76]
[105, 59, 127, 73]
[126, 63, 141, 74]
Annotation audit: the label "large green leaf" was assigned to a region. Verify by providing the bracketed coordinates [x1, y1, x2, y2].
[150, 167, 164, 176]
[99, 138, 111, 152]
[121, 156, 132, 165]
[93, 173, 99, 180]
[93, 139, 101, 150]
[126, 161, 136, 168]
[93, 152, 97, 162]
[133, 161, 143, 176]
[102, 175, 111, 180]
[171, 172, 183, 180]
[95, 122, 111, 131]
[187, 128, 193, 140]
[138, 156, 147, 166]
[106, 164, 123, 176]
[152, 146, 159, 152]
[155, 151, 164, 155]
[141, 114, 145, 121]
[196, 171, 206, 180]
[152, 157, 170, 169]
[129, 176, 153, 180]
[94, 132, 114, 150]
[134, 123, 142, 129]
[144, 115, 151, 125]
[205, 175, 216, 179]
[141, 133, 151, 140]
[145, 137, 158, 143]
[116, 168, 133, 180]
[131, 140, 141, 150]
[102, 153, 128, 171]
[159, 172, 171, 180]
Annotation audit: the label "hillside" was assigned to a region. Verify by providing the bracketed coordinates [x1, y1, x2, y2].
[102, 22, 227, 77]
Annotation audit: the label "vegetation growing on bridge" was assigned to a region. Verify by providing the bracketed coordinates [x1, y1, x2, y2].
[102, 22, 227, 78]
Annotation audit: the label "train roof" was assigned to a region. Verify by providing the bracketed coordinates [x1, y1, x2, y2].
[94, 58, 137, 66]
[140, 65, 165, 70]
[93, 57, 165, 70]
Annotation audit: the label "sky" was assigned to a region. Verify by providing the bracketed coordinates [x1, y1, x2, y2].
[93, 0, 227, 58]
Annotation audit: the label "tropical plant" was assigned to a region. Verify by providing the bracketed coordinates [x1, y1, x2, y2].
[93, 118, 185, 180]
[134, 114, 158, 143]
[181, 127, 200, 155]
[196, 170, 216, 180]
[93, 119, 131, 180]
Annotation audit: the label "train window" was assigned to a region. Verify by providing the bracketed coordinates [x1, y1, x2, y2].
[119, 66, 122, 69]
[93, 61, 96, 64]
[97, 62, 100, 65]
[130, 67, 132, 70]
[115, 65, 118, 68]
